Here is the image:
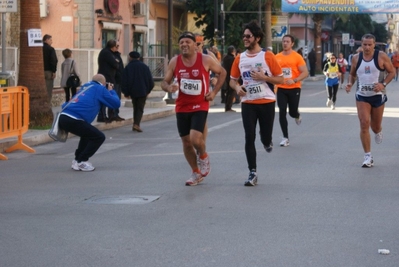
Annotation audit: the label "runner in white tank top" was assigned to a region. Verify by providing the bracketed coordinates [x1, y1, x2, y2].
[345, 34, 395, 168]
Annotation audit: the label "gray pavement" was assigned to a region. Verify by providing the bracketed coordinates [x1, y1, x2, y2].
[1, 76, 399, 267]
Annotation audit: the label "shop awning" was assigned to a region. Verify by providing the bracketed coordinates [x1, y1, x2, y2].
[133, 25, 148, 32]
[101, 21, 122, 30]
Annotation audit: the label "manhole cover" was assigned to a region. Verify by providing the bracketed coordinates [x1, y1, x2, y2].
[84, 195, 160, 205]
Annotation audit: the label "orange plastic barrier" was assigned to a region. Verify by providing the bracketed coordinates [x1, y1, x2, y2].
[0, 86, 35, 160]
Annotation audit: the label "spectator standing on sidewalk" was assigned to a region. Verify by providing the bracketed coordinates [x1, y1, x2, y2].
[42, 34, 58, 104]
[222, 45, 237, 112]
[59, 74, 120, 172]
[275, 34, 309, 148]
[161, 31, 226, 186]
[108, 42, 125, 122]
[97, 40, 120, 123]
[345, 34, 395, 168]
[121, 51, 154, 132]
[60, 49, 80, 102]
[229, 21, 283, 186]
[307, 48, 316, 77]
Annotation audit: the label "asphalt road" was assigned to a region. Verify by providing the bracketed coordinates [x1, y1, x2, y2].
[1, 79, 399, 267]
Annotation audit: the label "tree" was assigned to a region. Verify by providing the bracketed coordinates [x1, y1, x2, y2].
[334, 14, 387, 43]
[264, 0, 281, 50]
[311, 13, 325, 73]
[187, 0, 263, 51]
[19, 0, 53, 127]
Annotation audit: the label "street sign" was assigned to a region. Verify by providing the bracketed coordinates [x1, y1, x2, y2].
[0, 0, 17, 13]
[27, 29, 43, 47]
[342, 33, 349, 45]
[349, 38, 355, 47]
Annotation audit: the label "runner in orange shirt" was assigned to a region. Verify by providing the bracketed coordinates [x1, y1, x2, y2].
[229, 20, 283, 186]
[275, 35, 309, 147]
[391, 51, 399, 81]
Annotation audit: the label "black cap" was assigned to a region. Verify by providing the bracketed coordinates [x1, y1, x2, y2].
[178, 31, 196, 43]
[129, 51, 140, 59]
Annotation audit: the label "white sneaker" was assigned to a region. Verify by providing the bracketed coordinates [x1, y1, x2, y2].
[78, 161, 95, 171]
[185, 172, 204, 186]
[279, 138, 289, 147]
[375, 132, 383, 144]
[331, 103, 335, 110]
[326, 99, 332, 107]
[362, 154, 374, 168]
[295, 115, 302, 126]
[198, 154, 210, 177]
[71, 160, 79, 171]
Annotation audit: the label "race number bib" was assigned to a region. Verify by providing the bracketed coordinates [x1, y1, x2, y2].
[180, 79, 202, 95]
[245, 82, 267, 100]
[282, 68, 292, 79]
[329, 72, 338, 79]
[358, 83, 375, 96]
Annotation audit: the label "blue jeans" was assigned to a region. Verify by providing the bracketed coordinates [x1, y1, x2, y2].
[59, 115, 105, 162]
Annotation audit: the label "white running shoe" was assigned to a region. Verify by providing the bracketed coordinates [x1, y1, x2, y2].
[326, 99, 332, 107]
[375, 132, 383, 144]
[78, 161, 95, 171]
[199, 155, 210, 177]
[185, 172, 204, 186]
[331, 103, 335, 110]
[71, 160, 79, 171]
[362, 154, 374, 168]
[279, 138, 289, 147]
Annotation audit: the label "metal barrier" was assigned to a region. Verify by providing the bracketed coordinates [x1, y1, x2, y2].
[0, 86, 35, 160]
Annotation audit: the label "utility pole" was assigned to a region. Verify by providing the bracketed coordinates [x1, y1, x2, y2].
[221, 0, 225, 56]
[214, 0, 219, 46]
[168, 0, 173, 60]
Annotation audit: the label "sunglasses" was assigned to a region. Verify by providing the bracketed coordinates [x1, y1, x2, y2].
[242, 34, 254, 39]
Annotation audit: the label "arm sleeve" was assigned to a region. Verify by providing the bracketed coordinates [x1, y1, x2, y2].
[230, 54, 241, 79]
[50, 49, 58, 73]
[100, 87, 121, 109]
[121, 67, 129, 96]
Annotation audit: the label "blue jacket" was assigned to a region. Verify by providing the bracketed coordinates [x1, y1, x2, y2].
[62, 81, 120, 123]
[121, 59, 154, 98]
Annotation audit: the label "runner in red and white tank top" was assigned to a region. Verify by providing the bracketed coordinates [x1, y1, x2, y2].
[161, 31, 226, 186]
[174, 52, 210, 113]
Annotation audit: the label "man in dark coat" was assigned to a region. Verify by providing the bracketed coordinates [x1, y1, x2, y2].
[222, 45, 237, 112]
[97, 39, 120, 122]
[308, 48, 317, 77]
[121, 51, 154, 132]
[108, 43, 125, 121]
[42, 34, 58, 104]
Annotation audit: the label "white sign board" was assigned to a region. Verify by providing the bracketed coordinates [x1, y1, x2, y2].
[342, 33, 350, 45]
[27, 29, 43, 47]
[349, 39, 355, 47]
[0, 0, 17, 12]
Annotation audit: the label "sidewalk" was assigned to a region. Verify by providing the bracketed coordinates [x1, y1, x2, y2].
[0, 92, 175, 154]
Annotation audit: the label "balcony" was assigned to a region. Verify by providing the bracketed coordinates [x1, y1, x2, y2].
[153, 0, 186, 7]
